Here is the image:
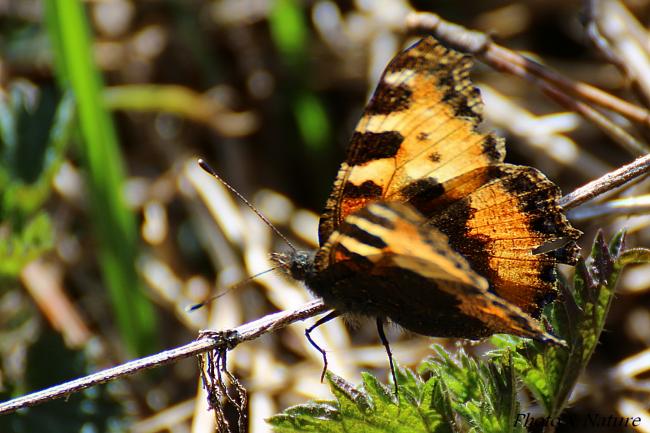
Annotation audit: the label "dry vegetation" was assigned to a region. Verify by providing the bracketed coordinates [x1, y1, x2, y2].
[1, 1, 650, 432]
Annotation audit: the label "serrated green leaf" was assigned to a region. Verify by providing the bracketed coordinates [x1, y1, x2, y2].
[429, 379, 456, 429]
[420, 345, 483, 404]
[268, 371, 452, 433]
[329, 372, 373, 417]
[0, 212, 53, 276]
[271, 401, 343, 433]
[394, 367, 422, 402]
[421, 346, 524, 433]
[361, 373, 394, 409]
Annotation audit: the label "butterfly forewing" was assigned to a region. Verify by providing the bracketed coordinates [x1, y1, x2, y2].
[319, 37, 505, 244]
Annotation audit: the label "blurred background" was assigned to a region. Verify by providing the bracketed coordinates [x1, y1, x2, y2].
[0, 0, 649, 432]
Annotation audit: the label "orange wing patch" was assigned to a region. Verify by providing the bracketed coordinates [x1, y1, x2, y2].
[314, 37, 580, 326]
[426, 165, 580, 317]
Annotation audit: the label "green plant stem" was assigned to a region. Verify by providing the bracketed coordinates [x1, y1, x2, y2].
[44, 0, 157, 356]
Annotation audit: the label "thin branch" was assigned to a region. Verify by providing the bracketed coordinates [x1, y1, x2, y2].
[568, 194, 650, 221]
[487, 43, 650, 130]
[585, 0, 650, 106]
[0, 299, 328, 416]
[405, 12, 650, 133]
[540, 83, 647, 156]
[561, 154, 650, 210]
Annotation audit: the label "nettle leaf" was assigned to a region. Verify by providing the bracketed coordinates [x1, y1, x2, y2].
[0, 90, 73, 278]
[419, 347, 524, 433]
[492, 230, 634, 418]
[268, 371, 453, 433]
[1, 91, 74, 219]
[0, 211, 53, 277]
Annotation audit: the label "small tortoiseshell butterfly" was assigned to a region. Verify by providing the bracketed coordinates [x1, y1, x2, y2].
[271, 36, 581, 382]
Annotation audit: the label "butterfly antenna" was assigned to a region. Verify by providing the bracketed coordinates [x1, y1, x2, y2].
[187, 266, 281, 311]
[198, 159, 297, 252]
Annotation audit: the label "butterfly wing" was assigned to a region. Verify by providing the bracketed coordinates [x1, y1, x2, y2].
[421, 165, 580, 317]
[311, 202, 562, 343]
[317, 36, 580, 319]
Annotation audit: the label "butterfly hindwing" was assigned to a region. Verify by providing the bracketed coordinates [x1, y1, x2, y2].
[310, 202, 562, 343]
[418, 165, 580, 317]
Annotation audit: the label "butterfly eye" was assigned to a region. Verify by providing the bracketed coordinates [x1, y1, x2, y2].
[288, 251, 315, 281]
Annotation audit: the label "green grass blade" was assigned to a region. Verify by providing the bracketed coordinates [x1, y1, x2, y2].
[44, 0, 157, 356]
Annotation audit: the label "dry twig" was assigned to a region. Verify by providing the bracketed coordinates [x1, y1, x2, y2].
[406, 11, 650, 154]
[0, 299, 328, 416]
[561, 154, 650, 210]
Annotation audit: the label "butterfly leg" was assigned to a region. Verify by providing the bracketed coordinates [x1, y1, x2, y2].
[376, 317, 399, 398]
[305, 310, 341, 382]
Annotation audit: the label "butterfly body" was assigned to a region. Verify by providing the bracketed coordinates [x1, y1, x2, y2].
[282, 249, 493, 339]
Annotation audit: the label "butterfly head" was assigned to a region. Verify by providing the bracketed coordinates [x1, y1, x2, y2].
[271, 250, 316, 282]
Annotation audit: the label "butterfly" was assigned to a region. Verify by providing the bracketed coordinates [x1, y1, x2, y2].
[271, 36, 581, 386]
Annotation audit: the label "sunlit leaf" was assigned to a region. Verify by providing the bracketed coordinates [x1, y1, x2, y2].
[269, 371, 453, 433]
